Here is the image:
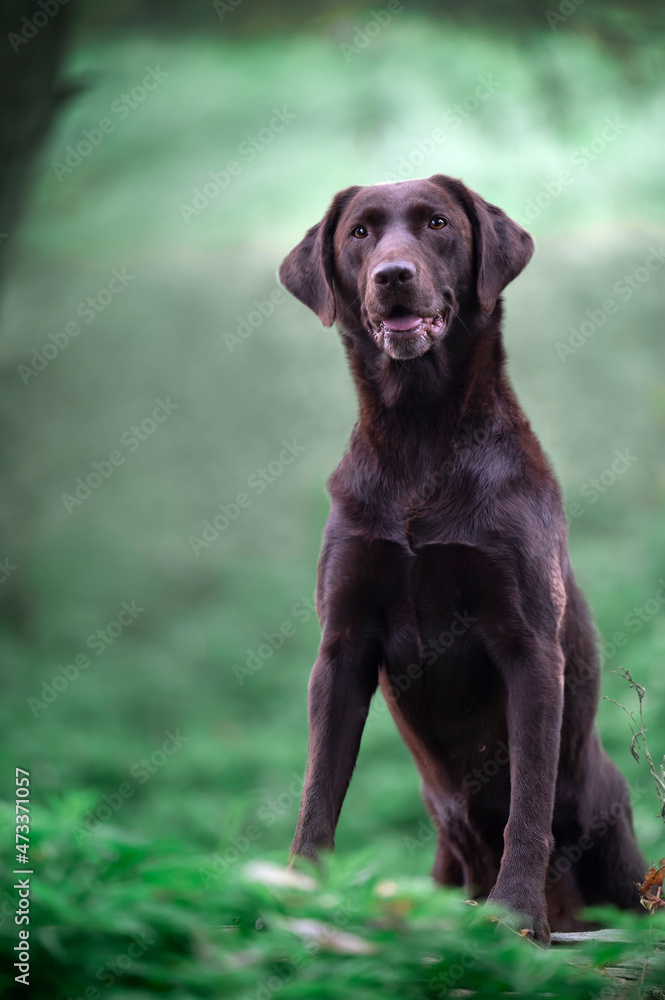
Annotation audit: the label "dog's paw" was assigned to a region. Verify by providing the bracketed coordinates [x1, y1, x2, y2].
[287, 842, 326, 873]
[486, 888, 551, 946]
[517, 914, 551, 946]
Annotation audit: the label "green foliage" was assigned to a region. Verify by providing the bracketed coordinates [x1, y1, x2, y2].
[1, 797, 664, 999]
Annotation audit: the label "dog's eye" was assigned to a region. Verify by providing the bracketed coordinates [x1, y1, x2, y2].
[351, 225, 368, 239]
[429, 216, 448, 230]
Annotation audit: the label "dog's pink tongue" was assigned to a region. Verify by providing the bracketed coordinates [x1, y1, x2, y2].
[383, 313, 421, 332]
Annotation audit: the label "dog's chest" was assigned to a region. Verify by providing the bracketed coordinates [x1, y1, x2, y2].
[351, 476, 491, 552]
[374, 537, 507, 768]
[403, 498, 468, 551]
[380, 536, 484, 660]
[322, 502, 510, 764]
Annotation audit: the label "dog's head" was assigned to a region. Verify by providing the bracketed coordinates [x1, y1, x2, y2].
[279, 175, 534, 360]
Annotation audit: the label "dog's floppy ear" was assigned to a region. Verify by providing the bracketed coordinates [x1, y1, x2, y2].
[279, 186, 361, 327]
[470, 195, 534, 314]
[431, 176, 534, 314]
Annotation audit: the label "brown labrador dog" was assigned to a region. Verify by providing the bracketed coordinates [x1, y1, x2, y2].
[279, 174, 645, 943]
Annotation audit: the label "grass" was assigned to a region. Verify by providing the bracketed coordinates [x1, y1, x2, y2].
[2, 796, 665, 999]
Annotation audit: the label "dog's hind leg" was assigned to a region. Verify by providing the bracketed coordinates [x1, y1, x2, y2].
[423, 785, 497, 894]
[431, 834, 465, 886]
[422, 786, 463, 884]
[570, 749, 646, 912]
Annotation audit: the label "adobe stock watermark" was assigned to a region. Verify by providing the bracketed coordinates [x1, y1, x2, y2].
[242, 895, 360, 1000]
[569, 578, 665, 697]
[340, 1, 408, 62]
[72, 730, 190, 843]
[179, 107, 295, 223]
[617, 579, 665, 638]
[515, 117, 628, 226]
[545, 779, 648, 889]
[598, 582, 665, 673]
[27, 600, 145, 717]
[414, 425, 491, 504]
[402, 742, 510, 857]
[383, 76, 501, 182]
[51, 67, 169, 180]
[233, 597, 317, 684]
[17, 268, 135, 385]
[0, 558, 18, 583]
[213, 0, 242, 21]
[7, 0, 70, 53]
[430, 941, 484, 997]
[224, 283, 287, 353]
[555, 246, 665, 362]
[199, 771, 306, 886]
[362, 610, 477, 727]
[61, 397, 179, 514]
[188, 438, 306, 555]
[546, 0, 585, 30]
[77, 930, 156, 998]
[564, 448, 637, 522]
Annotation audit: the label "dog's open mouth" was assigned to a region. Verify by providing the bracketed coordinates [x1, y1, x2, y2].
[369, 306, 445, 360]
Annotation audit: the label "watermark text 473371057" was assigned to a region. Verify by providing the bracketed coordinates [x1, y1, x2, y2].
[14, 768, 31, 987]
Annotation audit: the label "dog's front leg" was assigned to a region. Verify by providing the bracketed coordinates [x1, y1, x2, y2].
[290, 631, 378, 865]
[487, 642, 565, 944]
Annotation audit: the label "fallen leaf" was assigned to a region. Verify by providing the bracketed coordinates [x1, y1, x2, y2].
[374, 880, 400, 898]
[284, 917, 379, 954]
[636, 859, 665, 895]
[244, 860, 317, 891]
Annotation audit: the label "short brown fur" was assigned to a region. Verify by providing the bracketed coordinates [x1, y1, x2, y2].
[279, 175, 645, 943]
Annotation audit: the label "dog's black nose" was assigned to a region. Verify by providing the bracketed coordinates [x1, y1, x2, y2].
[372, 260, 416, 289]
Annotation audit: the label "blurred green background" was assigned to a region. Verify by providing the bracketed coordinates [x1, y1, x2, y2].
[1, 1, 664, 995]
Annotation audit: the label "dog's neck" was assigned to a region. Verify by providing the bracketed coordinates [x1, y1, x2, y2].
[339, 302, 516, 458]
